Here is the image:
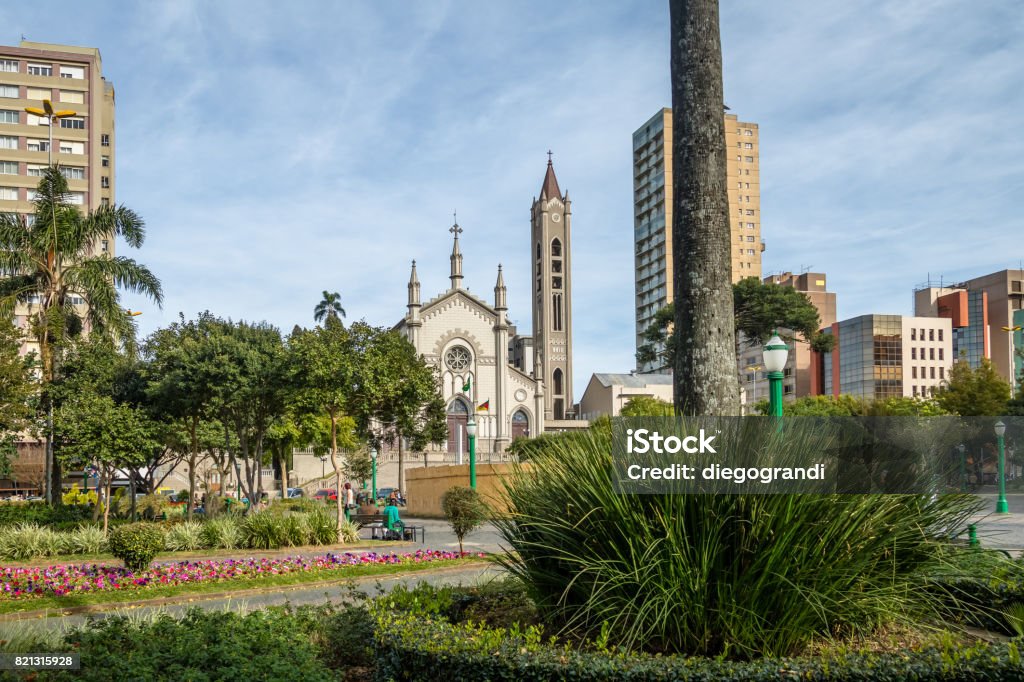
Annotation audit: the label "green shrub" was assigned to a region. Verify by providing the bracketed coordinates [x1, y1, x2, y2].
[59, 525, 108, 555]
[338, 519, 359, 544]
[306, 508, 339, 546]
[441, 486, 487, 554]
[243, 511, 285, 549]
[200, 516, 243, 549]
[0, 502, 92, 527]
[494, 421, 983, 658]
[108, 523, 165, 572]
[164, 520, 206, 552]
[282, 514, 311, 547]
[278, 498, 319, 514]
[373, 611, 1024, 682]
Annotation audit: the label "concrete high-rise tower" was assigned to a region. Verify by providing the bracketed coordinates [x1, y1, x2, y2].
[633, 108, 762, 372]
[531, 155, 574, 419]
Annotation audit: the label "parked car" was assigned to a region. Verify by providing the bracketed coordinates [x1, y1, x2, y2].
[287, 488, 304, 498]
[312, 489, 337, 502]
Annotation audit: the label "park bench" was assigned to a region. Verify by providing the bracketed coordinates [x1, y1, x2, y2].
[351, 513, 424, 543]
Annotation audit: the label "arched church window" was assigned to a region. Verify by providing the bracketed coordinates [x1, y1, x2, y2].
[447, 398, 469, 414]
[512, 410, 529, 423]
[551, 238, 562, 257]
[445, 345, 472, 372]
[553, 368, 563, 395]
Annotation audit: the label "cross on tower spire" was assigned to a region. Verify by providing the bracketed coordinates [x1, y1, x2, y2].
[547, 149, 553, 165]
[449, 211, 464, 290]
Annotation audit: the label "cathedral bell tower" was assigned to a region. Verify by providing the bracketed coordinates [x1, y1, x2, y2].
[531, 152, 574, 420]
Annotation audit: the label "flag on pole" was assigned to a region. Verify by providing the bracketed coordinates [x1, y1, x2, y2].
[462, 377, 471, 393]
[476, 400, 490, 412]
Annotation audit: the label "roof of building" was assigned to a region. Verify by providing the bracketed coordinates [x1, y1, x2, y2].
[540, 159, 561, 199]
[592, 373, 673, 388]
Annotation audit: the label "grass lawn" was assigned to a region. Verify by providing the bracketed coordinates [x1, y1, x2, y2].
[0, 555, 490, 616]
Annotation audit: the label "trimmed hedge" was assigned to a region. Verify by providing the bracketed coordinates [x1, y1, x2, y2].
[0, 502, 92, 527]
[373, 613, 1024, 681]
[930, 576, 1024, 635]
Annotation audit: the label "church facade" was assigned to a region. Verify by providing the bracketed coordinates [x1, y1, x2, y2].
[394, 159, 576, 455]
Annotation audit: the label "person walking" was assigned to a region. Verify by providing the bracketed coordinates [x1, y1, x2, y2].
[343, 482, 355, 521]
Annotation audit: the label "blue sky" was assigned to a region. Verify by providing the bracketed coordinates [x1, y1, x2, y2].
[4, 1, 1023, 399]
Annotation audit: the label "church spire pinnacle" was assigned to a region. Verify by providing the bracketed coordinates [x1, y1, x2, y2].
[449, 212, 463, 290]
[408, 259, 420, 307]
[540, 150, 562, 200]
[494, 263, 507, 311]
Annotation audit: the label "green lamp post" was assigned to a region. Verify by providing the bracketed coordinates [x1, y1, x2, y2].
[762, 331, 789, 419]
[370, 447, 378, 503]
[995, 421, 1009, 514]
[467, 417, 477, 489]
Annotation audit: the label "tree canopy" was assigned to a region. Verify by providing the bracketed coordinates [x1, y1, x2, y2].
[934, 359, 1011, 416]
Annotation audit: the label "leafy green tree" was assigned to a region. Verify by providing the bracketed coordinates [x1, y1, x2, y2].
[637, 278, 834, 370]
[313, 290, 346, 325]
[289, 319, 354, 527]
[0, 319, 36, 483]
[754, 394, 949, 417]
[346, 322, 446, 492]
[620, 396, 674, 417]
[935, 359, 1011, 416]
[441, 486, 487, 555]
[0, 166, 162, 504]
[669, 0, 739, 415]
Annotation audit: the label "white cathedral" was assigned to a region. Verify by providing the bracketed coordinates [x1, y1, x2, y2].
[395, 158, 576, 455]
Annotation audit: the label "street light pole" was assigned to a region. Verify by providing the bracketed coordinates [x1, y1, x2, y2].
[763, 332, 789, 420]
[957, 444, 967, 492]
[467, 417, 477, 489]
[995, 421, 1009, 514]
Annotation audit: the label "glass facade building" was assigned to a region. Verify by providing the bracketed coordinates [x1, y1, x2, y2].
[952, 290, 988, 368]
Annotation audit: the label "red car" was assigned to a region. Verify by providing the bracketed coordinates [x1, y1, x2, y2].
[313, 489, 337, 502]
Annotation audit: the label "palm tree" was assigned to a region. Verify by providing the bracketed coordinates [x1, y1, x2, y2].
[0, 166, 163, 503]
[313, 290, 346, 325]
[669, 0, 740, 415]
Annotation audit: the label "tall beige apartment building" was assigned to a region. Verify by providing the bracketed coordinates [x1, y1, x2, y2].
[633, 108, 762, 373]
[1, 41, 115, 340]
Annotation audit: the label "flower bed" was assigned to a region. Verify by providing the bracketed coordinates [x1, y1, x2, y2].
[0, 550, 483, 600]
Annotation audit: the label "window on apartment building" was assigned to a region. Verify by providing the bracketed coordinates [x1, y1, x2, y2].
[27, 164, 46, 176]
[938, 329, 943, 341]
[939, 366, 944, 379]
[0, 187, 16, 200]
[930, 367, 935, 379]
[65, 191, 84, 205]
[911, 328, 916, 341]
[0, 161, 17, 174]
[0, 60, 18, 73]
[101, 239, 109, 252]
[26, 87, 50, 100]
[746, 235, 755, 242]
[920, 328, 925, 339]
[747, 222, 755, 228]
[938, 348, 943, 360]
[100, 198, 109, 207]
[0, 135, 16, 149]
[929, 348, 935, 360]
[27, 139, 48, 152]
[25, 114, 47, 126]
[746, 209, 755, 215]
[746, 249, 755, 255]
[744, 129, 753, 136]
[101, 133, 109, 146]
[928, 329, 934, 341]
[912, 366, 917, 379]
[101, 176, 109, 188]
[744, 156, 754, 162]
[0, 85, 17, 98]
[0, 110, 18, 124]
[744, 143, 753, 149]
[59, 142, 84, 155]
[59, 65, 85, 79]
[59, 90, 84, 104]
[101, 155, 109, 167]
[59, 117, 85, 130]
[737, 235, 744, 242]
[60, 166, 85, 180]
[911, 348, 917, 359]
[27, 63, 52, 76]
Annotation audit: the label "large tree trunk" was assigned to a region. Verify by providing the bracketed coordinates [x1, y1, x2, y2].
[187, 417, 198, 520]
[670, 0, 740, 416]
[280, 445, 289, 503]
[398, 432, 405, 494]
[102, 472, 112, 535]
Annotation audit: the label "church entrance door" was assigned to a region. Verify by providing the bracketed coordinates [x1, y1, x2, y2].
[447, 399, 470, 456]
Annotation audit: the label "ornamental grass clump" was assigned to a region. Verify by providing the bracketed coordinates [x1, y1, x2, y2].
[243, 511, 286, 549]
[0, 523, 62, 560]
[164, 521, 206, 552]
[200, 516, 243, 549]
[494, 419, 982, 659]
[282, 514, 312, 547]
[60, 525, 108, 555]
[108, 523, 166, 572]
[307, 508, 340, 545]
